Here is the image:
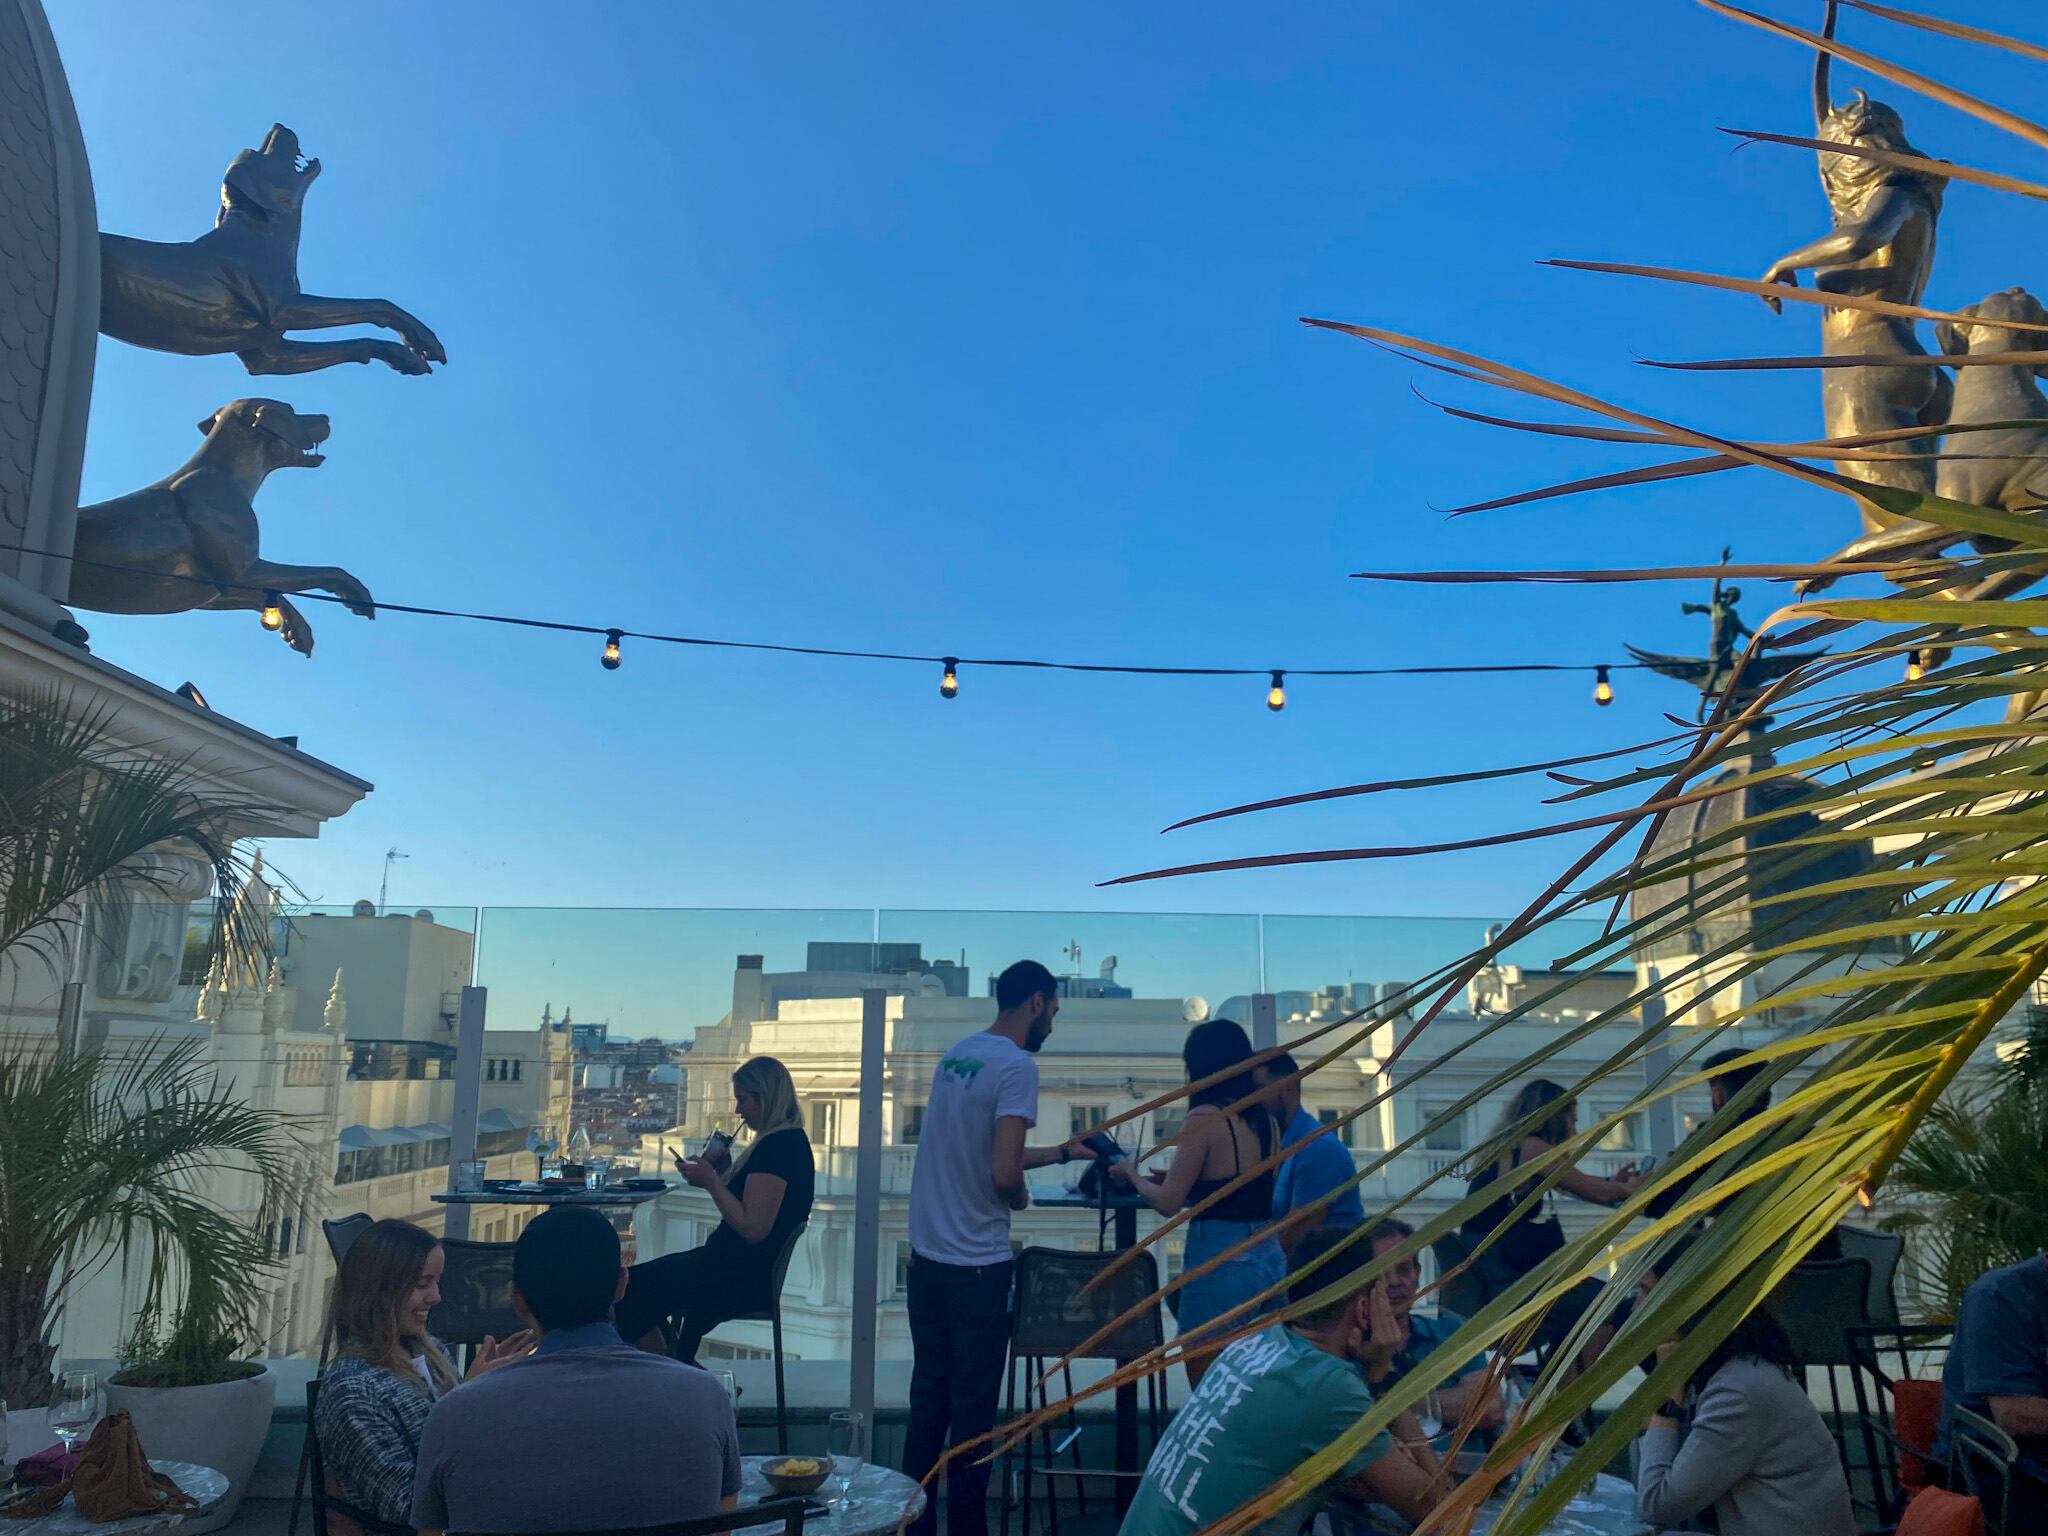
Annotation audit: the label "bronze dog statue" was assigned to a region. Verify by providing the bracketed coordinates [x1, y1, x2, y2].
[99, 124, 445, 376]
[69, 399, 376, 655]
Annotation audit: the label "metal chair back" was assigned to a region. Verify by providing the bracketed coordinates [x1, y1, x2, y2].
[430, 1237, 522, 1348]
[322, 1213, 374, 1266]
[1948, 1405, 2017, 1536]
[1764, 1257, 1873, 1368]
[1836, 1224, 1903, 1327]
[1429, 1229, 1492, 1322]
[1010, 1245, 1164, 1362]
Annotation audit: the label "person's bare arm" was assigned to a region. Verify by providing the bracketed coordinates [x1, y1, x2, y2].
[1435, 1368, 1507, 1435]
[1111, 1111, 1214, 1215]
[1536, 1139, 1639, 1206]
[1988, 1393, 2048, 1439]
[1338, 1445, 1440, 1528]
[993, 1114, 1031, 1209]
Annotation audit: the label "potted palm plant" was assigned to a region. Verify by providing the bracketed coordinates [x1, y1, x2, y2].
[0, 687, 295, 1529]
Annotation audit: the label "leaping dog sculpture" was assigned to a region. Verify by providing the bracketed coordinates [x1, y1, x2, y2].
[99, 124, 445, 376]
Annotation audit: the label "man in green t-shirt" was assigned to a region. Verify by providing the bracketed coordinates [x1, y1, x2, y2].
[1118, 1228, 1445, 1536]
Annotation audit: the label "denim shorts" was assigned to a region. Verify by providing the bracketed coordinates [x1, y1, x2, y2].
[1176, 1217, 1286, 1346]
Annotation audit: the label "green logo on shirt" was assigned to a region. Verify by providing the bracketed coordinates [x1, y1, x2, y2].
[939, 1054, 985, 1082]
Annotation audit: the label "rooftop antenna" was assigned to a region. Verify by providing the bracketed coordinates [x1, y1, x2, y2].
[1064, 940, 1082, 975]
[378, 847, 409, 914]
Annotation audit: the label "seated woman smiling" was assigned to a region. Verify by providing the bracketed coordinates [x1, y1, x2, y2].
[314, 1220, 531, 1529]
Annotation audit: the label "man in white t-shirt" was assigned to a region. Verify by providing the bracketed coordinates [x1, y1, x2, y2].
[904, 959, 1085, 1536]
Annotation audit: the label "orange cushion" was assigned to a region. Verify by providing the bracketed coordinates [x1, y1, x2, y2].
[1895, 1484, 1984, 1536]
[1894, 1377, 1942, 1491]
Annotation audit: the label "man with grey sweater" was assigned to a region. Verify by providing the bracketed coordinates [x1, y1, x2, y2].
[412, 1207, 740, 1535]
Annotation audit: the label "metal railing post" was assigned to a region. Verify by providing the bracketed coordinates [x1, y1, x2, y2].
[445, 984, 487, 1241]
[850, 988, 886, 1430]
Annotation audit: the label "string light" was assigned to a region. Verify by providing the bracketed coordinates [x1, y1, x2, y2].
[1594, 665, 1614, 706]
[1905, 656, 1924, 682]
[1, 538, 1659, 709]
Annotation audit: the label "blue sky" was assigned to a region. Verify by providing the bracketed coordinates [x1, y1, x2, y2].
[50, 1, 2047, 965]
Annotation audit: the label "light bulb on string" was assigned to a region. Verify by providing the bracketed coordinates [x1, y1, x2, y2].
[260, 592, 284, 632]
[1266, 670, 1287, 713]
[600, 630, 623, 671]
[1593, 665, 1614, 707]
[940, 658, 959, 699]
[1905, 655, 1924, 682]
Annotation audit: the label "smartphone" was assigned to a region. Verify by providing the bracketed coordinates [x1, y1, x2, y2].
[1634, 1154, 1658, 1176]
[1082, 1130, 1126, 1164]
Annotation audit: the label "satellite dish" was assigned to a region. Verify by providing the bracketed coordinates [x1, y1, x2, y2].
[1183, 996, 1210, 1023]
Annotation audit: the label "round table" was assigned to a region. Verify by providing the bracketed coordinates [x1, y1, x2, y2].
[3, 1460, 226, 1536]
[738, 1457, 925, 1536]
[1469, 1472, 1645, 1536]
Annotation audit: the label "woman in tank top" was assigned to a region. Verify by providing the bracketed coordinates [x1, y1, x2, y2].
[1112, 1018, 1282, 1386]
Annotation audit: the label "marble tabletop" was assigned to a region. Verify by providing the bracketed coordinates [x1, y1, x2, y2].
[1468, 1472, 1647, 1536]
[2, 1460, 226, 1536]
[738, 1457, 924, 1536]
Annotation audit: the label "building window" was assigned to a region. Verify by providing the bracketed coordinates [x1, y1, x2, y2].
[1069, 1104, 1107, 1138]
[899, 1104, 926, 1144]
[1596, 1113, 1643, 1153]
[894, 1241, 913, 1297]
[1317, 1109, 1357, 1149]
[513, 1059, 523, 1082]
[1149, 1106, 1187, 1149]
[807, 1100, 838, 1144]
[1421, 1104, 1465, 1153]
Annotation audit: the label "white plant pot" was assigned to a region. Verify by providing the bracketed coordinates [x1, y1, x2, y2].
[105, 1362, 275, 1535]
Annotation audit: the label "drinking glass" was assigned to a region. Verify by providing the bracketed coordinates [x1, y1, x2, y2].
[715, 1370, 738, 1402]
[49, 1372, 97, 1451]
[538, 1124, 563, 1180]
[827, 1409, 867, 1511]
[454, 1158, 487, 1193]
[586, 1156, 612, 1192]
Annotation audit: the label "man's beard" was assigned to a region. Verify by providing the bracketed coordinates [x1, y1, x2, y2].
[1025, 1018, 1050, 1053]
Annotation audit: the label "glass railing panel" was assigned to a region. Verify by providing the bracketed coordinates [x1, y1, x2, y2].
[474, 908, 877, 1385]
[870, 910, 1264, 1358]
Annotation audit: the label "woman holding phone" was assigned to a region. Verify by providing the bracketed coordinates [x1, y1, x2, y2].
[615, 1056, 815, 1360]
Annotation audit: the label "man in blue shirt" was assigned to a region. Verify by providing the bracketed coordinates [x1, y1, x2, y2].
[1935, 1252, 2048, 1498]
[1259, 1051, 1365, 1250]
[1369, 1219, 1505, 1454]
[412, 1208, 740, 1535]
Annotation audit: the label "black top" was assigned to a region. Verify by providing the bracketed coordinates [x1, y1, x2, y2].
[1187, 1110, 1275, 1223]
[703, 1127, 814, 1287]
[1461, 1143, 1565, 1274]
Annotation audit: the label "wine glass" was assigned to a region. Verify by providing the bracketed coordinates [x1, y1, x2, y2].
[827, 1409, 867, 1511]
[49, 1371, 97, 1452]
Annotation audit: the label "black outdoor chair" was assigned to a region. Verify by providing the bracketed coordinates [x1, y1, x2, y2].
[658, 1222, 808, 1453]
[1763, 1257, 1876, 1513]
[431, 1237, 523, 1372]
[322, 1212, 375, 1270]
[1429, 1229, 1492, 1323]
[304, 1378, 415, 1536]
[1947, 1404, 2019, 1536]
[998, 1245, 1166, 1536]
[453, 1499, 809, 1536]
[1835, 1224, 1904, 1328]
[1847, 1324, 1953, 1528]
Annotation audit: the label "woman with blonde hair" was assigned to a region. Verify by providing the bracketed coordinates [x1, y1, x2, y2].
[617, 1055, 815, 1360]
[313, 1220, 531, 1527]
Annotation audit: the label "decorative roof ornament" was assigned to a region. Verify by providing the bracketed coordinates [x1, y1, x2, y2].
[1624, 549, 1823, 723]
[323, 968, 347, 1033]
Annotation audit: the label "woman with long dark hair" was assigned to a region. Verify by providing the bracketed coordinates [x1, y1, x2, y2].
[1111, 1018, 1282, 1386]
[1460, 1078, 1639, 1354]
[616, 1055, 815, 1360]
[1636, 1275, 1856, 1536]
[314, 1220, 531, 1526]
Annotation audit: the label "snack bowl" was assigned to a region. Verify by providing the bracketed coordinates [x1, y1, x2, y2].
[761, 1456, 831, 1496]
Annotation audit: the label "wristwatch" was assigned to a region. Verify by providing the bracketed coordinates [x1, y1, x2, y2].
[1059, 1146, 1074, 1164]
[1657, 1399, 1685, 1421]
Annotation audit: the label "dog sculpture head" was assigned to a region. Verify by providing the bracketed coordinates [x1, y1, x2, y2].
[1937, 287, 2048, 371]
[196, 399, 331, 471]
[219, 125, 321, 224]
